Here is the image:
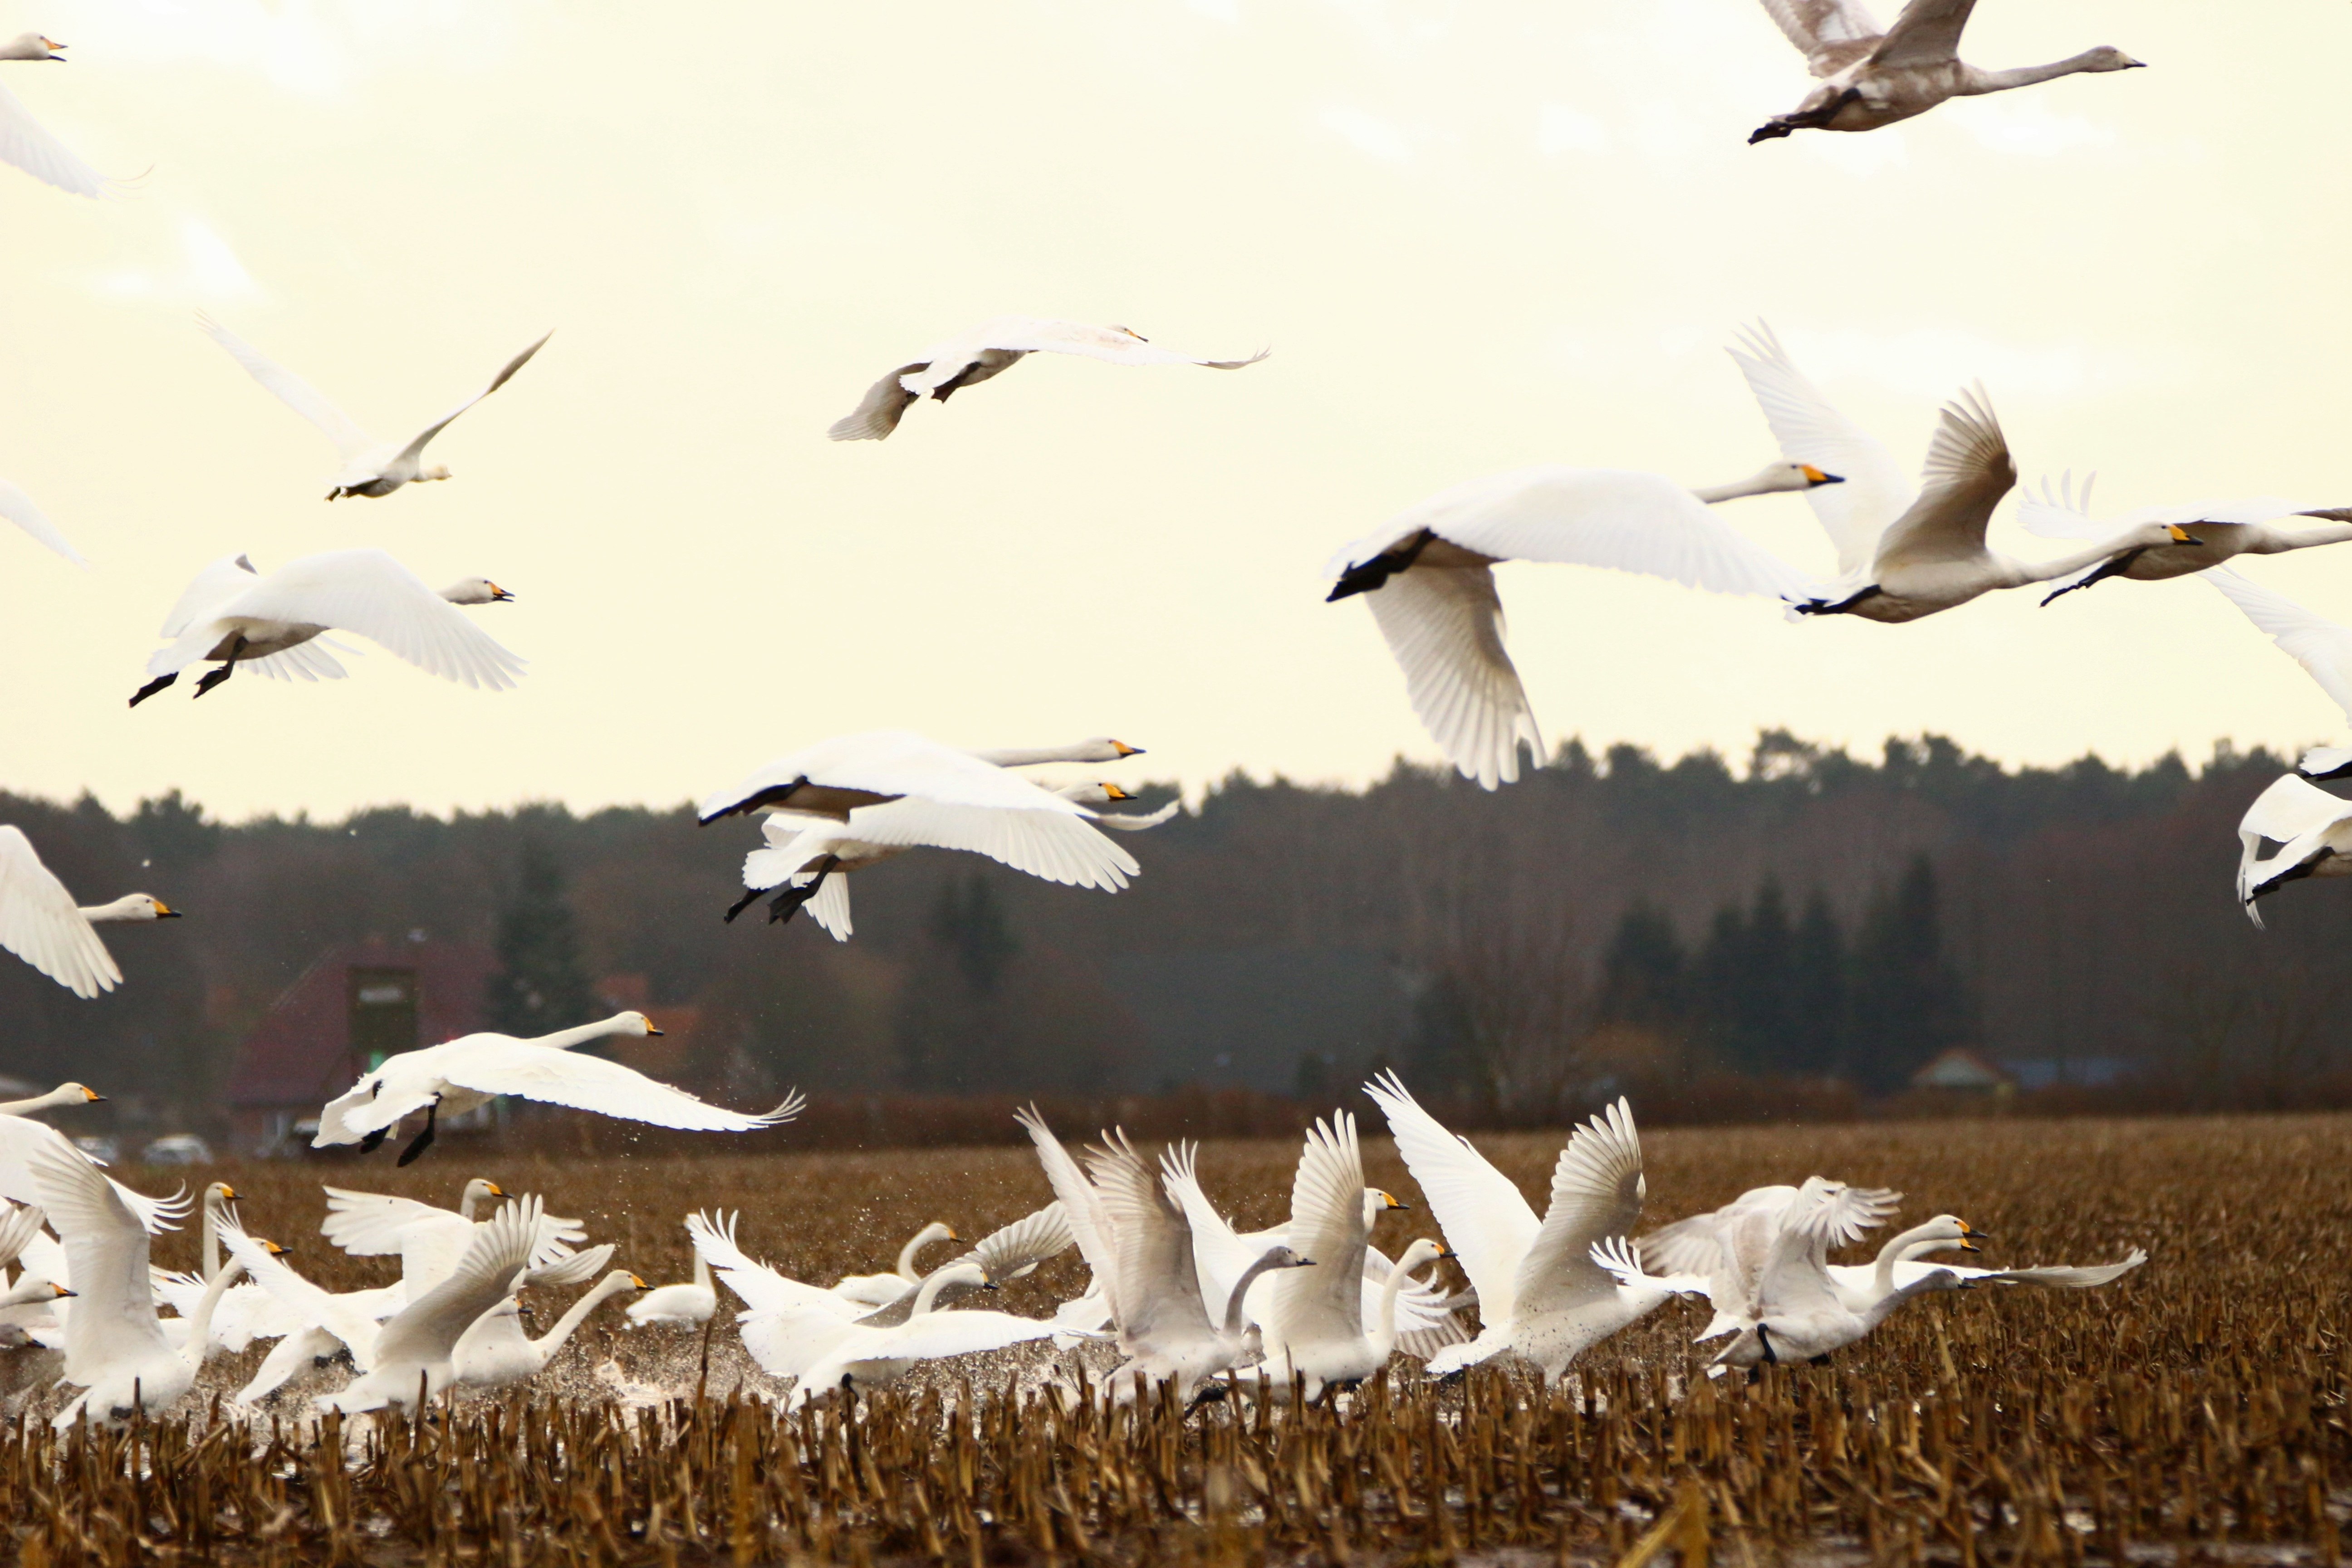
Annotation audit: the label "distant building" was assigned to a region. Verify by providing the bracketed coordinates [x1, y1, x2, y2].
[2003, 1056, 2135, 1091]
[1908, 1047, 2017, 1096]
[224, 936, 497, 1151]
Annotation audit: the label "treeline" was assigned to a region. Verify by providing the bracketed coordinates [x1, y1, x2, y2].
[1, 729, 2339, 1136]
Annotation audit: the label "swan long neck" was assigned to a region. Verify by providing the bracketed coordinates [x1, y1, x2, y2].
[693, 1251, 712, 1292]
[2015, 530, 2171, 586]
[76, 896, 148, 924]
[907, 1266, 965, 1318]
[0, 1087, 85, 1116]
[1371, 1258, 1416, 1359]
[180, 1258, 247, 1368]
[533, 1276, 632, 1357]
[1963, 53, 2121, 95]
[968, 744, 1088, 767]
[201, 1199, 224, 1284]
[1873, 1225, 1948, 1300]
[2256, 520, 2352, 554]
[1689, 474, 1785, 506]
[524, 1016, 636, 1053]
[1221, 1250, 1292, 1338]
[896, 1225, 946, 1280]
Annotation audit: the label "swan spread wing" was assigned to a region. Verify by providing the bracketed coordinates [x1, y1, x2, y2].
[829, 363, 931, 441]
[1729, 324, 1913, 574]
[0, 76, 104, 197]
[392, 333, 552, 466]
[0, 826, 119, 999]
[158, 554, 261, 639]
[701, 730, 1104, 823]
[370, 1199, 539, 1370]
[2207, 570, 2352, 727]
[2239, 773, 2351, 849]
[1511, 1098, 1646, 1317]
[0, 479, 83, 566]
[1933, 1248, 2149, 1290]
[1017, 1109, 1123, 1327]
[1636, 1185, 1799, 1278]
[438, 1041, 794, 1132]
[875, 1308, 1059, 1362]
[0, 1117, 181, 1236]
[1267, 1117, 1369, 1347]
[199, 315, 377, 461]
[1365, 566, 1541, 791]
[218, 1225, 382, 1367]
[1866, 0, 1975, 69]
[1756, 0, 1885, 75]
[247, 638, 353, 684]
[28, 1139, 170, 1384]
[1087, 1132, 1212, 1350]
[974, 316, 1267, 370]
[215, 549, 527, 691]
[1162, 1144, 1259, 1324]
[687, 1210, 853, 1317]
[1363, 1072, 1539, 1328]
[1869, 387, 2014, 571]
[961, 1201, 1076, 1284]
[834, 798, 1139, 890]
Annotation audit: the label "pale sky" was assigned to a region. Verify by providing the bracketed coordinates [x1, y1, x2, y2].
[5, 0, 2350, 821]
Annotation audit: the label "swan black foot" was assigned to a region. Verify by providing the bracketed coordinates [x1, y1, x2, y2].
[723, 886, 764, 923]
[358, 1126, 389, 1154]
[1327, 530, 1433, 602]
[128, 672, 178, 707]
[1749, 120, 1796, 144]
[1809, 1354, 1832, 1367]
[395, 1099, 441, 1166]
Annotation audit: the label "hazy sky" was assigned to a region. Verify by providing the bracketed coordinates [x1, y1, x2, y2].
[5, 0, 2350, 821]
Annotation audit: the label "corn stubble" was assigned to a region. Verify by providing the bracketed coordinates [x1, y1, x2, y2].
[5, 1113, 2346, 1564]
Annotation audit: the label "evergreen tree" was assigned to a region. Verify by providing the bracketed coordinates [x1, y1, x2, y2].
[928, 874, 1020, 995]
[484, 840, 597, 1038]
[1594, 904, 1687, 1028]
[1847, 854, 1973, 1090]
[1692, 878, 1799, 1074]
[1786, 889, 1847, 1076]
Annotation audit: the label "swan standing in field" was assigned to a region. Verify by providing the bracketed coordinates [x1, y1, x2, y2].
[830, 1221, 960, 1306]
[0, 477, 83, 565]
[452, 1269, 647, 1390]
[2235, 774, 2352, 927]
[2019, 475, 2352, 603]
[1327, 457, 1833, 789]
[0, 828, 181, 998]
[0, 34, 107, 198]
[1363, 1074, 1672, 1380]
[829, 317, 1267, 441]
[131, 550, 523, 706]
[1744, 0, 2143, 146]
[312, 1011, 803, 1165]
[199, 314, 551, 500]
[2190, 571, 2352, 782]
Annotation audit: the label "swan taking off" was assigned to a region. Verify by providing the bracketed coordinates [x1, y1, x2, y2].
[198, 314, 550, 500]
[2236, 774, 2352, 928]
[0, 34, 107, 198]
[311, 1011, 804, 1165]
[1327, 458, 1834, 789]
[829, 317, 1266, 441]
[0, 826, 180, 998]
[131, 550, 524, 706]
[1745, 0, 2143, 145]
[2020, 475, 2352, 604]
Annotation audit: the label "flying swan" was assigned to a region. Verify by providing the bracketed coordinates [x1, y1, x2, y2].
[829, 317, 1266, 441]
[0, 827, 180, 997]
[2019, 474, 2352, 605]
[2236, 773, 2352, 928]
[0, 34, 107, 198]
[1745, 0, 2142, 146]
[199, 314, 550, 500]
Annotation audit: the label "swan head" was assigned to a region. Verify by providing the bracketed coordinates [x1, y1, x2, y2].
[205, 1181, 239, 1209]
[439, 578, 514, 606]
[911, 1220, 960, 1249]
[51, 1083, 106, 1105]
[1764, 462, 1844, 493]
[1254, 1244, 1314, 1271]
[1058, 783, 1136, 807]
[1069, 737, 1144, 762]
[1357, 1188, 1410, 1227]
[112, 895, 181, 922]
[422, 464, 454, 482]
[2078, 46, 2146, 71]
[1392, 1237, 1453, 1275]
[461, 1178, 507, 1207]
[1905, 1215, 1987, 1255]
[608, 1010, 663, 1038]
[0, 34, 65, 61]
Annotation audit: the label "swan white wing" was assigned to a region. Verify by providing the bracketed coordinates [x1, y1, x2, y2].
[877, 1308, 1058, 1362]
[0, 1119, 182, 1237]
[1728, 323, 1912, 575]
[960, 1201, 1075, 1284]
[391, 333, 552, 466]
[1636, 1186, 1799, 1278]
[372, 1200, 539, 1368]
[1365, 566, 1541, 792]
[1362, 1071, 1539, 1326]
[321, 1190, 465, 1257]
[0, 76, 104, 197]
[217, 1227, 381, 1367]
[1017, 1107, 1122, 1326]
[1511, 1098, 1646, 1317]
[1788, 1181, 1902, 1250]
[2239, 773, 2351, 848]
[28, 1139, 169, 1383]
[1092, 802, 1181, 832]
[2207, 571, 2352, 727]
[976, 317, 1267, 370]
[1756, 0, 1885, 74]
[701, 730, 1104, 823]
[2015, 472, 2104, 542]
[0, 827, 118, 999]
[739, 1304, 864, 1379]
[1161, 1144, 1256, 1323]
[1870, 387, 2014, 571]
[686, 1211, 853, 1317]
[1086, 1133, 1213, 1349]
[245, 637, 353, 684]
[1867, 0, 1975, 69]
[838, 799, 1139, 891]
[437, 1040, 798, 1132]
[0, 1200, 43, 1268]
[217, 549, 527, 692]
[1267, 1115, 1369, 1345]
[158, 554, 262, 639]
[199, 315, 376, 460]
[0, 480, 83, 566]
[806, 874, 854, 940]
[2023, 476, 2315, 541]
[1921, 1248, 2148, 1290]
[828, 363, 929, 441]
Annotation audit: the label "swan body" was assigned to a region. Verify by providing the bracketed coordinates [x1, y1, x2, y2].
[0, 827, 181, 998]
[830, 1221, 959, 1305]
[131, 550, 522, 706]
[627, 1250, 715, 1327]
[200, 314, 550, 500]
[829, 317, 1266, 441]
[312, 1012, 802, 1164]
[1747, 0, 2142, 145]
[1327, 460, 1831, 789]
[0, 33, 106, 198]
[688, 1210, 868, 1326]
[2020, 475, 2352, 603]
[453, 1269, 647, 1388]
[1365, 1073, 1667, 1379]
[2237, 774, 2352, 926]
[848, 1204, 1078, 1327]
[747, 1262, 1058, 1405]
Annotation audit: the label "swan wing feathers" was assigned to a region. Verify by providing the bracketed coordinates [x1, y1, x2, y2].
[1870, 387, 2015, 570]
[1511, 1097, 1646, 1317]
[27, 1138, 170, 1380]
[1756, 0, 1885, 74]
[701, 731, 1102, 823]
[438, 1041, 798, 1132]
[1729, 323, 1913, 574]
[1093, 801, 1182, 832]
[0, 826, 120, 999]
[687, 1211, 853, 1318]
[0, 479, 84, 566]
[2207, 570, 2352, 727]
[1953, 1248, 2149, 1290]
[395, 333, 553, 465]
[199, 314, 376, 459]
[373, 1198, 541, 1367]
[1016, 1107, 1122, 1326]
[829, 363, 930, 441]
[216, 549, 526, 691]
[1366, 565, 1541, 792]
[1161, 1142, 1255, 1323]
[840, 798, 1139, 890]
[159, 554, 261, 639]
[1268, 1115, 1369, 1345]
[320, 1188, 581, 1259]
[806, 874, 854, 940]
[0, 76, 106, 197]
[1362, 1071, 1540, 1327]
[0, 1199, 44, 1269]
[1867, 0, 1975, 69]
[217, 1224, 381, 1366]
[973, 317, 1267, 370]
[1086, 1131, 1212, 1348]
[1635, 1211, 1737, 1279]
[1786, 1180, 1902, 1248]
[877, 1308, 1059, 1362]
[2239, 773, 2351, 852]
[962, 1202, 1075, 1284]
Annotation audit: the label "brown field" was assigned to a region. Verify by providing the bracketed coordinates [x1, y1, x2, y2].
[4, 1111, 2348, 1565]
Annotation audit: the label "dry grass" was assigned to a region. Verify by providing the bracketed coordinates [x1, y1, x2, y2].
[4, 1111, 2346, 1563]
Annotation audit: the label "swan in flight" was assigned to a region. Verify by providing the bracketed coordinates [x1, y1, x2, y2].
[1364, 1073, 1672, 1379]
[0, 828, 181, 999]
[199, 314, 550, 500]
[2191, 570, 2352, 782]
[1822, 1218, 2146, 1310]
[1327, 458, 1835, 789]
[0, 478, 82, 565]
[829, 1221, 960, 1306]
[1745, 0, 2143, 145]
[131, 550, 523, 706]
[0, 34, 107, 198]
[321, 1178, 586, 1293]
[2236, 773, 2352, 927]
[2019, 475, 2352, 604]
[701, 731, 1146, 933]
[311, 1011, 802, 1165]
[829, 317, 1266, 441]
[453, 1269, 647, 1390]
[0, 1097, 184, 1238]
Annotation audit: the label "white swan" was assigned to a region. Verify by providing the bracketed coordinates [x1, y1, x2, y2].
[0, 1099, 184, 1237]
[0, 1081, 107, 1115]
[0, 34, 105, 198]
[200, 314, 550, 500]
[850, 1204, 1078, 1327]
[1823, 1218, 2147, 1311]
[0, 477, 82, 565]
[744, 1262, 1055, 1405]
[132, 550, 522, 706]
[625, 1247, 716, 1328]
[829, 318, 1266, 441]
[452, 1269, 647, 1389]
[702, 731, 1145, 932]
[0, 1200, 71, 1343]
[0, 828, 180, 999]
[2235, 773, 2352, 927]
[2019, 475, 2352, 604]
[321, 1178, 586, 1295]
[1745, 0, 2142, 145]
[830, 1221, 960, 1306]
[312, 1012, 803, 1164]
[1327, 459, 1831, 789]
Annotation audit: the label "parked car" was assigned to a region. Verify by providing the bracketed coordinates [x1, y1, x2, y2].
[142, 1134, 213, 1166]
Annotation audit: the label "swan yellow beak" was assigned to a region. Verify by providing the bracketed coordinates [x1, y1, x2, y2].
[1101, 784, 1134, 801]
[2165, 524, 2204, 544]
[629, 1274, 647, 1289]
[218, 1184, 239, 1200]
[152, 900, 182, 918]
[1958, 1220, 1988, 1252]
[1380, 1191, 1409, 1210]
[644, 1023, 665, 1036]
[1112, 740, 1143, 757]
[945, 1226, 961, 1243]
[81, 1087, 105, 1103]
[486, 1182, 505, 1197]
[51, 1284, 74, 1298]
[1800, 465, 1844, 486]
[489, 583, 514, 602]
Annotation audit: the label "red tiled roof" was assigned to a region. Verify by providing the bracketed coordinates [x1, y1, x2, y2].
[225, 939, 498, 1109]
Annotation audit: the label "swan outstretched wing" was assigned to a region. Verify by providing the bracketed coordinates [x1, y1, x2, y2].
[1936, 1248, 2149, 1290]
[218, 1224, 382, 1367]
[975, 317, 1268, 370]
[1086, 1131, 1212, 1348]
[0, 77, 104, 197]
[439, 1042, 800, 1132]
[27, 1139, 170, 1382]
[1362, 1071, 1539, 1328]
[686, 1210, 852, 1317]
[959, 1201, 1076, 1284]
[158, 554, 260, 638]
[199, 315, 377, 461]
[1162, 1143, 1259, 1324]
[0, 480, 83, 566]
[0, 826, 118, 999]
[1756, 0, 1885, 75]
[217, 549, 527, 691]
[1364, 565, 1541, 791]
[1512, 1098, 1646, 1317]
[836, 797, 1139, 890]
[1729, 324, 1912, 574]
[1867, 0, 1975, 70]
[828, 363, 930, 441]
[392, 333, 552, 466]
[701, 730, 1108, 823]
[2207, 571, 2352, 728]
[1869, 387, 2014, 570]
[370, 1198, 540, 1368]
[1019, 1107, 1123, 1327]
[875, 1308, 1059, 1362]
[1266, 1116, 1369, 1347]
